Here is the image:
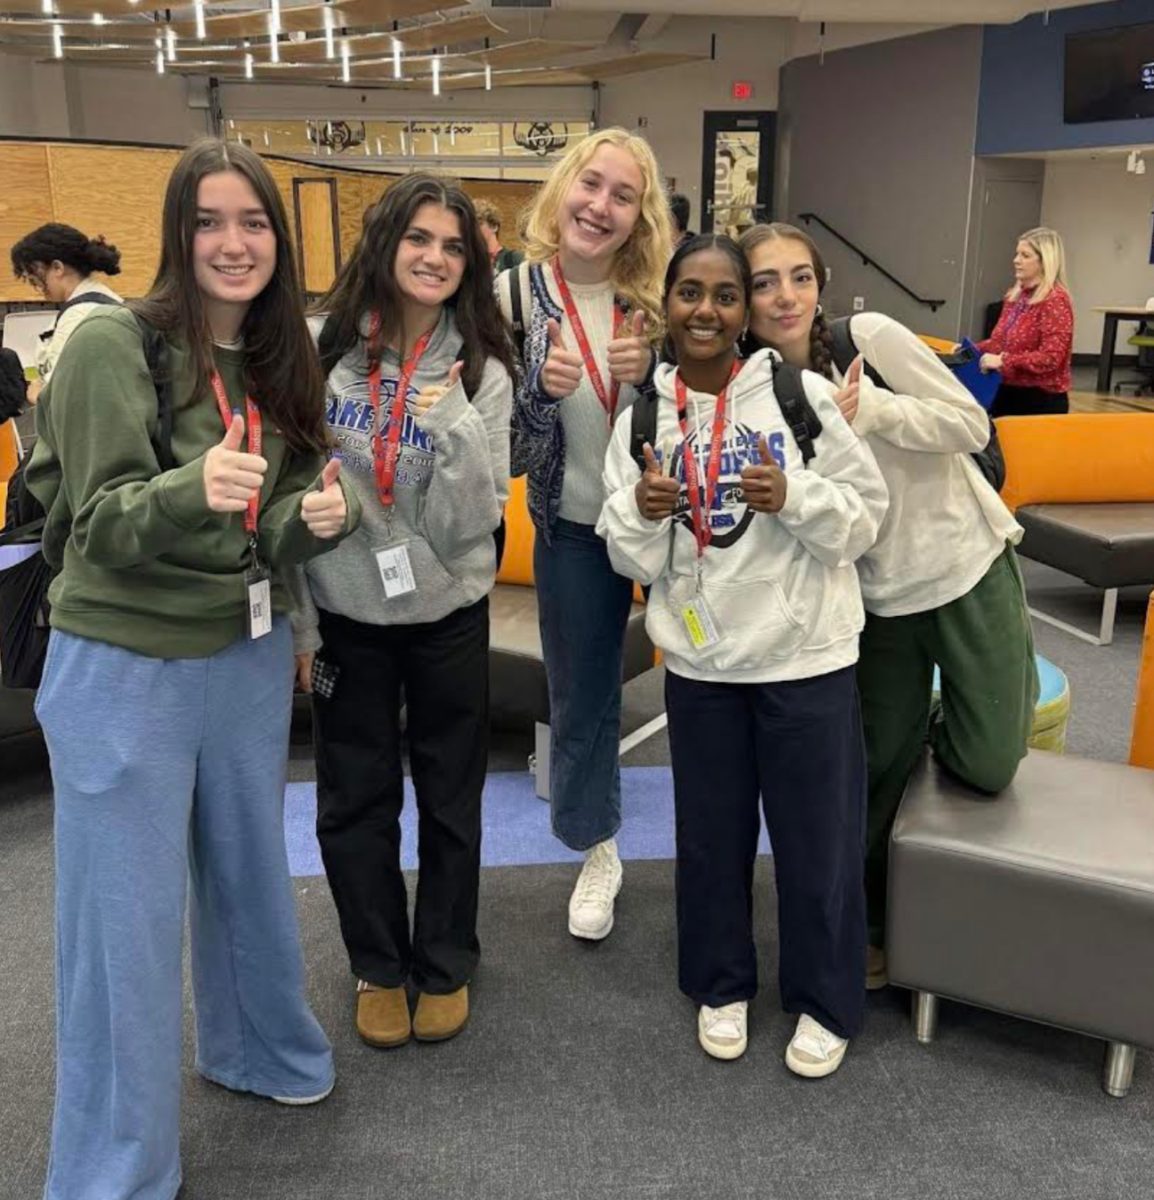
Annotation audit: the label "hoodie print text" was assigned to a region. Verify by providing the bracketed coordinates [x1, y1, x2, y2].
[656, 420, 787, 549]
[326, 379, 436, 489]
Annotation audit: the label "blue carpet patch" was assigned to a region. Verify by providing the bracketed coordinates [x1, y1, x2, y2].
[285, 767, 771, 877]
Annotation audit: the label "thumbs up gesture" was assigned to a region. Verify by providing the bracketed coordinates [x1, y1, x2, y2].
[411, 360, 464, 419]
[301, 455, 347, 539]
[740, 435, 788, 514]
[633, 440, 680, 521]
[608, 309, 653, 386]
[541, 319, 584, 400]
[204, 412, 269, 513]
[834, 354, 864, 423]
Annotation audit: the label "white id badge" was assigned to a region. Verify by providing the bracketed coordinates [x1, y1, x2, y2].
[680, 592, 722, 651]
[245, 569, 273, 640]
[374, 543, 417, 599]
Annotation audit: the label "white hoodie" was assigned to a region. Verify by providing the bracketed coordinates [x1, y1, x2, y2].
[597, 348, 888, 685]
[835, 312, 1021, 617]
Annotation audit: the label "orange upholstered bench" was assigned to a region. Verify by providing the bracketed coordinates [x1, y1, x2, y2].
[995, 413, 1154, 645]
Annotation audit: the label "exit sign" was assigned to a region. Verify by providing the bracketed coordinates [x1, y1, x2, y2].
[732, 81, 753, 101]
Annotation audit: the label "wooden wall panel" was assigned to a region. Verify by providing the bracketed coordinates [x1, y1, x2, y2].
[1, 142, 543, 304]
[335, 174, 366, 270]
[0, 145, 57, 303]
[295, 179, 340, 296]
[47, 145, 180, 300]
[460, 179, 539, 251]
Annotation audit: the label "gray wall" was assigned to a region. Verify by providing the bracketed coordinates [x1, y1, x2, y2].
[776, 26, 984, 340]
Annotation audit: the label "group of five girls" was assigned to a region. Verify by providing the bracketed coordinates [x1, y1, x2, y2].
[29, 127, 1035, 1200]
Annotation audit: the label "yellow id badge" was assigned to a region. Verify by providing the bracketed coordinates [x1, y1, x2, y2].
[680, 593, 721, 650]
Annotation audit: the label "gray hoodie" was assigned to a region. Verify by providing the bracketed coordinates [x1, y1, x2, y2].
[291, 308, 512, 652]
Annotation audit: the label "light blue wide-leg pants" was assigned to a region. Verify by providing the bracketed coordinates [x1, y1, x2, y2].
[36, 620, 333, 1200]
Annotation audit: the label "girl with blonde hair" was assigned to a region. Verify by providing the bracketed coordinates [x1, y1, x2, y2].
[496, 128, 673, 943]
[977, 226, 1074, 416]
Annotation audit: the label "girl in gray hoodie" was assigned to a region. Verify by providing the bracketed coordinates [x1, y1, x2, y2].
[292, 175, 515, 1049]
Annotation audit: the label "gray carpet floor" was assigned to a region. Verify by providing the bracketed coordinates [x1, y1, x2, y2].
[1, 564, 1151, 1198]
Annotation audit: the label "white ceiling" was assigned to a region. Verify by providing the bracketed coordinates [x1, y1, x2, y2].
[0, 0, 1121, 90]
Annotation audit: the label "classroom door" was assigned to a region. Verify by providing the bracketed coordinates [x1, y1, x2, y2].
[971, 177, 1042, 337]
[700, 111, 775, 237]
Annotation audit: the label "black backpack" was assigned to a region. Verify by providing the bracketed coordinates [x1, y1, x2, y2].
[0, 313, 174, 689]
[629, 357, 823, 476]
[826, 316, 1006, 492]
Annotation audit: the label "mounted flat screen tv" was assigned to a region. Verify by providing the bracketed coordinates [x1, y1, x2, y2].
[1064, 22, 1154, 124]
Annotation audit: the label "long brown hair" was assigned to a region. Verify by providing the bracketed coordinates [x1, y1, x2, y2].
[133, 138, 328, 454]
[740, 221, 836, 381]
[312, 173, 515, 396]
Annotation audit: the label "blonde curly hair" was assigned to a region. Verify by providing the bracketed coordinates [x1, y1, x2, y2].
[521, 128, 672, 338]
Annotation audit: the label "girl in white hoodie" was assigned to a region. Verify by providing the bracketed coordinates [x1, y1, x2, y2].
[598, 235, 887, 1076]
[739, 223, 1037, 992]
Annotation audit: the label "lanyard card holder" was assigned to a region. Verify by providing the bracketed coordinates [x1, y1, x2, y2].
[374, 541, 417, 599]
[244, 537, 272, 640]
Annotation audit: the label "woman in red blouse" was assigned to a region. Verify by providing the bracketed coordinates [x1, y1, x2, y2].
[977, 226, 1074, 417]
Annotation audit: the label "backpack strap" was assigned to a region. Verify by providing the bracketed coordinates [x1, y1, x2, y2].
[40, 291, 122, 340]
[771, 359, 823, 466]
[826, 315, 858, 378]
[131, 314, 176, 472]
[0, 516, 45, 548]
[508, 264, 527, 361]
[827, 313, 891, 391]
[629, 388, 659, 476]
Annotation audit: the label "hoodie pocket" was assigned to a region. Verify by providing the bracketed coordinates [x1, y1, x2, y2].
[649, 573, 808, 673]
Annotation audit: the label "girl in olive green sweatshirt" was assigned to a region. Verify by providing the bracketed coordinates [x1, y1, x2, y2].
[26, 139, 360, 1200]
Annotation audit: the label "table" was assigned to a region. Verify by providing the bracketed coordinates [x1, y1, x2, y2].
[1092, 306, 1154, 393]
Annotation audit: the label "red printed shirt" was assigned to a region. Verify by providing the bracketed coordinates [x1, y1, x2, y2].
[976, 286, 1073, 394]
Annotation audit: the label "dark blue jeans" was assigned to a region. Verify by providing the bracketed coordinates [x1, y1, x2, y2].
[666, 665, 867, 1040]
[534, 518, 634, 851]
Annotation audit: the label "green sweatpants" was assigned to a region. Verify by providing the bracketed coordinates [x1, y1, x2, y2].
[858, 544, 1039, 947]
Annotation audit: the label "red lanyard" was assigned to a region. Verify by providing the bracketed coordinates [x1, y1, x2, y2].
[366, 313, 433, 508]
[551, 258, 625, 425]
[209, 372, 262, 538]
[674, 363, 740, 557]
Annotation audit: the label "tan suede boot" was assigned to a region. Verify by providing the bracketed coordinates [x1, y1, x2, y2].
[355, 982, 411, 1048]
[412, 985, 469, 1042]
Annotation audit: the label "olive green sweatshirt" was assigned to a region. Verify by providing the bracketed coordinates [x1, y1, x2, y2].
[26, 307, 361, 658]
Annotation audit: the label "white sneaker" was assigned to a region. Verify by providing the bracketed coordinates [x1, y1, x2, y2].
[567, 838, 623, 940]
[785, 1014, 848, 1078]
[272, 1080, 334, 1106]
[698, 1002, 748, 1061]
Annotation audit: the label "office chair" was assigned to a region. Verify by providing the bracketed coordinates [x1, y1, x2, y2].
[1113, 299, 1154, 397]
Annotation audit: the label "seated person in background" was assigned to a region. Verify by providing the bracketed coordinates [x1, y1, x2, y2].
[669, 193, 694, 247]
[10, 222, 124, 402]
[975, 226, 1073, 417]
[473, 198, 524, 274]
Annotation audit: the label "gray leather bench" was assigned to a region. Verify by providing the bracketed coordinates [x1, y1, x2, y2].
[489, 581, 654, 798]
[1017, 502, 1154, 645]
[888, 748, 1154, 1097]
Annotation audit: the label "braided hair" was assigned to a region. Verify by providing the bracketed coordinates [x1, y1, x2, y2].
[809, 306, 836, 381]
[739, 222, 836, 380]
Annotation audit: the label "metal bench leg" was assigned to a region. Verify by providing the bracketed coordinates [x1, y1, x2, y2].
[532, 721, 550, 802]
[1027, 586, 1118, 647]
[913, 991, 939, 1045]
[1103, 1042, 1136, 1098]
